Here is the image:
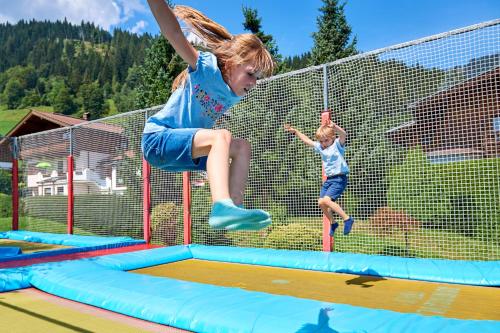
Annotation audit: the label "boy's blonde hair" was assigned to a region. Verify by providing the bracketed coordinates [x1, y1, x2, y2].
[171, 5, 276, 91]
[315, 124, 335, 140]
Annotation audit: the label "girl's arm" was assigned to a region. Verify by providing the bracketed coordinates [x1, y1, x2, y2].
[330, 123, 347, 146]
[147, 0, 198, 69]
[284, 124, 315, 147]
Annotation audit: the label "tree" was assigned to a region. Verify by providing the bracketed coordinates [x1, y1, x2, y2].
[2, 78, 24, 109]
[136, 36, 184, 108]
[242, 6, 279, 60]
[310, 0, 357, 65]
[78, 81, 106, 119]
[49, 79, 76, 114]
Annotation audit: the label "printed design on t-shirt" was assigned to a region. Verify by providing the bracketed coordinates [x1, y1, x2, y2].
[193, 84, 228, 121]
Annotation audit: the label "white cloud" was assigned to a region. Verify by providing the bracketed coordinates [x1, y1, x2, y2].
[129, 20, 147, 34]
[0, 0, 147, 30]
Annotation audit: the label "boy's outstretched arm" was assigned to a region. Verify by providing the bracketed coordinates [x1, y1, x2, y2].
[284, 124, 315, 147]
[330, 123, 347, 146]
[147, 0, 198, 69]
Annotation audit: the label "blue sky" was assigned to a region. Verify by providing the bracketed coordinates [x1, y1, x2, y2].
[1, 0, 499, 57]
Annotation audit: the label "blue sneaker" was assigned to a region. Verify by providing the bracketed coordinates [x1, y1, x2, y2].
[343, 217, 355, 235]
[329, 222, 339, 236]
[209, 200, 270, 230]
[226, 217, 272, 231]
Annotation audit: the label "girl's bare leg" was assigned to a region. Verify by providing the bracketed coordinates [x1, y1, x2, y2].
[228, 138, 251, 206]
[192, 129, 232, 202]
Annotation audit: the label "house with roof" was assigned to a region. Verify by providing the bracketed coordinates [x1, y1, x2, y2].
[386, 67, 500, 163]
[4, 110, 128, 196]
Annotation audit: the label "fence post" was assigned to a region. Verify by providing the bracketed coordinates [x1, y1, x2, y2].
[183, 171, 192, 245]
[322, 65, 333, 252]
[142, 158, 151, 243]
[67, 129, 74, 234]
[11, 137, 19, 231]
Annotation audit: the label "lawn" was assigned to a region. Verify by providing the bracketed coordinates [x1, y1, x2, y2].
[0, 105, 53, 135]
[0, 216, 97, 236]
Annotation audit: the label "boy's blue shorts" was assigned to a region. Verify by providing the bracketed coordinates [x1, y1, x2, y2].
[141, 129, 207, 172]
[320, 175, 348, 201]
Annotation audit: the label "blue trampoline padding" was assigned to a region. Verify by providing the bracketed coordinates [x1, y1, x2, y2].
[0, 247, 22, 258]
[27, 258, 500, 333]
[189, 245, 500, 286]
[0, 230, 143, 247]
[89, 245, 192, 271]
[0, 266, 32, 291]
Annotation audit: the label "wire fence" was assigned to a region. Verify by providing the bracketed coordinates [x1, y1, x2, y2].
[2, 20, 498, 260]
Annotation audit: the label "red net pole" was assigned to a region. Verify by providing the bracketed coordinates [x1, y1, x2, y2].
[183, 171, 192, 245]
[142, 158, 151, 243]
[11, 158, 18, 230]
[67, 155, 74, 234]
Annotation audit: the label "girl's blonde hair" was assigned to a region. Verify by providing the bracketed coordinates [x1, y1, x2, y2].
[315, 124, 335, 140]
[171, 5, 276, 91]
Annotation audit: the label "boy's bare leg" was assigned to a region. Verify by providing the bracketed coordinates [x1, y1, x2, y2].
[228, 138, 251, 206]
[319, 203, 334, 223]
[324, 196, 349, 221]
[192, 129, 231, 202]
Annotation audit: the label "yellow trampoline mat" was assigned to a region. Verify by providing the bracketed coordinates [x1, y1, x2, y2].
[0, 289, 188, 333]
[133, 259, 500, 321]
[0, 239, 71, 253]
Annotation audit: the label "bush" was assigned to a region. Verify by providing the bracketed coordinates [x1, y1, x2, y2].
[0, 193, 11, 217]
[151, 202, 179, 246]
[264, 223, 322, 251]
[388, 148, 500, 239]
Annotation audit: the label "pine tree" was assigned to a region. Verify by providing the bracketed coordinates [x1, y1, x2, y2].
[136, 36, 184, 108]
[242, 6, 279, 60]
[310, 0, 357, 65]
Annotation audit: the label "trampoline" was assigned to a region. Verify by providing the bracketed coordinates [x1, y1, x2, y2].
[2, 244, 499, 333]
[0, 231, 145, 263]
[132, 258, 499, 321]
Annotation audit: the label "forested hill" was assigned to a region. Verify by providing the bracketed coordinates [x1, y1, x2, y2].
[0, 19, 153, 119]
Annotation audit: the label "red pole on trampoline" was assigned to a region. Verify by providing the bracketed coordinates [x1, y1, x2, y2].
[321, 110, 333, 252]
[67, 155, 74, 234]
[11, 157, 19, 230]
[183, 171, 192, 245]
[142, 158, 151, 243]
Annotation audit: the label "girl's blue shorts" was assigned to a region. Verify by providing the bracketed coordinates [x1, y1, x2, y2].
[320, 174, 348, 201]
[141, 129, 207, 172]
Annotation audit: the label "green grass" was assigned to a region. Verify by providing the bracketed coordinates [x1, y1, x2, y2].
[0, 216, 97, 236]
[268, 216, 500, 261]
[0, 105, 54, 135]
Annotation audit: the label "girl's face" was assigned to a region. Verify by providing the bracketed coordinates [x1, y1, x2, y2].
[226, 63, 262, 96]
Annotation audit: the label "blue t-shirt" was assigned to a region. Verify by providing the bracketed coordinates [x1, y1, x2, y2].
[313, 138, 349, 176]
[143, 51, 241, 133]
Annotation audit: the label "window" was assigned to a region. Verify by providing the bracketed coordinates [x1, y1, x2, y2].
[57, 186, 64, 195]
[44, 187, 52, 196]
[493, 117, 500, 142]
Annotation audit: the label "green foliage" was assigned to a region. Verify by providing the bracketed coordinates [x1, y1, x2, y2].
[50, 81, 77, 114]
[310, 0, 357, 65]
[0, 19, 152, 121]
[264, 223, 322, 251]
[23, 195, 143, 237]
[0, 169, 12, 194]
[388, 148, 500, 240]
[242, 6, 280, 60]
[190, 185, 233, 246]
[78, 81, 106, 118]
[0, 193, 11, 217]
[136, 37, 185, 109]
[151, 202, 179, 246]
[2, 79, 24, 109]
